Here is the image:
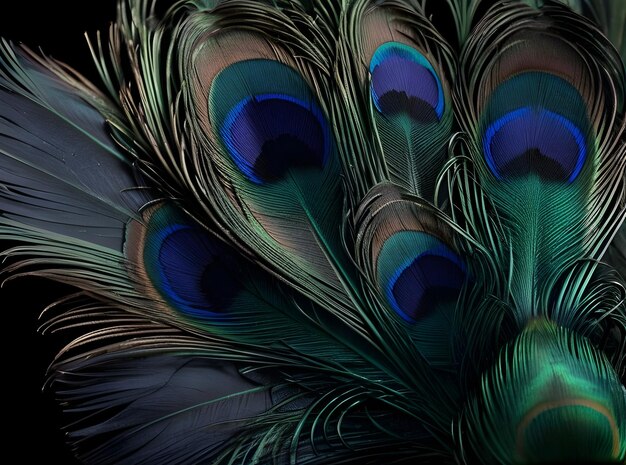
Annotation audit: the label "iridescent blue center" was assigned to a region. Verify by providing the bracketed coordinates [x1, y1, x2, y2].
[154, 223, 240, 318]
[370, 42, 444, 122]
[221, 93, 330, 184]
[483, 107, 586, 182]
[378, 231, 466, 323]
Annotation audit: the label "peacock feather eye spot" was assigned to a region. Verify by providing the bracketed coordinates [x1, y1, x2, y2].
[378, 231, 466, 324]
[148, 221, 242, 319]
[481, 72, 591, 184]
[370, 42, 444, 122]
[209, 57, 334, 185]
[483, 107, 586, 183]
[388, 249, 465, 323]
[221, 94, 330, 184]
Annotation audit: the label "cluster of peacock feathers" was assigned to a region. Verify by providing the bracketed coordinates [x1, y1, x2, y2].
[1, 0, 625, 463]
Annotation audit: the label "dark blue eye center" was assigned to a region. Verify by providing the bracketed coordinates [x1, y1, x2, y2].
[388, 249, 465, 323]
[155, 224, 241, 318]
[483, 107, 586, 182]
[370, 42, 444, 122]
[377, 231, 466, 324]
[221, 93, 330, 184]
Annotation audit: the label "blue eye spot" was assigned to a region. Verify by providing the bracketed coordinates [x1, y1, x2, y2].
[152, 224, 241, 319]
[221, 93, 331, 184]
[483, 107, 586, 183]
[387, 247, 465, 323]
[370, 42, 444, 122]
[378, 231, 466, 323]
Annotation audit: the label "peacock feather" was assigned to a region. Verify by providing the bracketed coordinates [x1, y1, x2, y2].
[1, 0, 625, 464]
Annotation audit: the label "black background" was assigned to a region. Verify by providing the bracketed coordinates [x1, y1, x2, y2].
[0, 2, 117, 462]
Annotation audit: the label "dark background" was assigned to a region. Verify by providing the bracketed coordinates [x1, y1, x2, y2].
[0, 2, 117, 462]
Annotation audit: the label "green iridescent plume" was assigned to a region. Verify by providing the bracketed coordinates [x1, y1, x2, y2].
[0, 1, 624, 464]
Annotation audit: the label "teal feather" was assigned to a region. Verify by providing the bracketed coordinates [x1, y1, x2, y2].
[176, 6, 363, 333]
[0, 1, 626, 464]
[605, 220, 626, 279]
[455, 2, 626, 325]
[335, 0, 456, 201]
[354, 183, 469, 367]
